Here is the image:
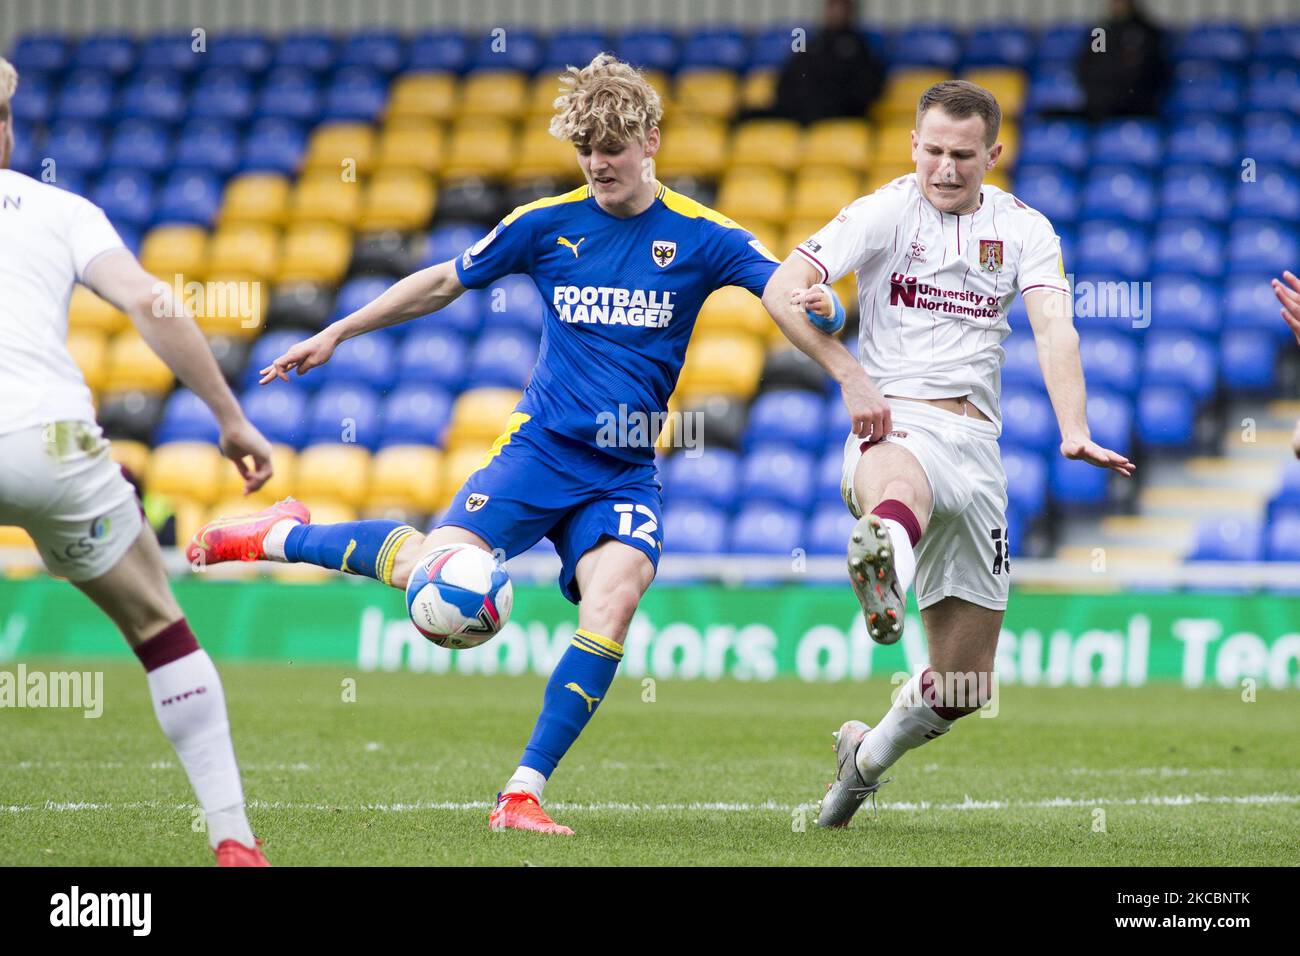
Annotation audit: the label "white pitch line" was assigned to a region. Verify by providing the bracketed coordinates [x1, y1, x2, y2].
[5, 793, 1300, 815]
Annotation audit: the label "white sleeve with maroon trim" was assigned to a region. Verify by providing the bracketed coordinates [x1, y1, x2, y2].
[793, 185, 909, 285]
[1018, 213, 1070, 299]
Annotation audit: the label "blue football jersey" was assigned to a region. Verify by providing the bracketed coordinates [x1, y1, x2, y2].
[453, 182, 780, 463]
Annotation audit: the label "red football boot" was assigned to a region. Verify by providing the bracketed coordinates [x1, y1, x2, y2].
[214, 838, 271, 867]
[488, 791, 575, 836]
[187, 498, 310, 565]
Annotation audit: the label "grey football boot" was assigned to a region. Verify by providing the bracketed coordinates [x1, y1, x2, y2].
[848, 513, 905, 645]
[816, 719, 888, 828]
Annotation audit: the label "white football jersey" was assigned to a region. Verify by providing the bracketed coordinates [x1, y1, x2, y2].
[0, 169, 125, 434]
[795, 174, 1069, 431]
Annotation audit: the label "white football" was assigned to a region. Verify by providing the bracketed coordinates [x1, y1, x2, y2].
[404, 544, 513, 649]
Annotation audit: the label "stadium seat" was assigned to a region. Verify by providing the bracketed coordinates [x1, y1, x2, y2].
[1050, 456, 1110, 509]
[155, 389, 221, 444]
[676, 395, 747, 452]
[680, 26, 749, 72]
[484, 274, 545, 335]
[1165, 117, 1237, 171]
[459, 71, 529, 122]
[807, 503, 856, 555]
[106, 333, 173, 392]
[379, 384, 454, 448]
[1076, 221, 1150, 280]
[66, 328, 109, 393]
[68, 286, 127, 335]
[663, 502, 728, 554]
[1189, 518, 1262, 562]
[729, 503, 803, 554]
[146, 441, 224, 506]
[1242, 112, 1300, 165]
[1000, 388, 1055, 454]
[240, 117, 307, 175]
[1233, 170, 1300, 222]
[1011, 166, 1078, 224]
[205, 31, 272, 73]
[537, 28, 607, 74]
[790, 168, 860, 223]
[715, 168, 788, 228]
[404, 30, 467, 73]
[815, 448, 844, 503]
[511, 126, 578, 182]
[962, 68, 1026, 118]
[1224, 274, 1291, 335]
[1266, 513, 1300, 562]
[1078, 331, 1141, 396]
[241, 383, 310, 447]
[44, 119, 106, 175]
[964, 27, 1032, 68]
[1142, 332, 1217, 399]
[218, 173, 290, 227]
[288, 171, 362, 228]
[295, 443, 372, 509]
[1024, 65, 1083, 113]
[321, 67, 389, 123]
[376, 119, 444, 176]
[138, 32, 203, 74]
[302, 122, 376, 177]
[105, 118, 173, 172]
[338, 29, 404, 75]
[1148, 274, 1221, 336]
[469, 329, 538, 390]
[1152, 220, 1225, 280]
[676, 332, 764, 399]
[1221, 330, 1279, 392]
[55, 69, 115, 121]
[673, 69, 739, 119]
[278, 223, 353, 284]
[1227, 220, 1298, 275]
[1178, 21, 1250, 62]
[72, 35, 135, 75]
[465, 27, 541, 73]
[739, 445, 815, 512]
[616, 28, 679, 73]
[441, 119, 516, 179]
[154, 170, 222, 227]
[207, 223, 280, 280]
[9, 33, 69, 72]
[386, 73, 458, 124]
[399, 329, 469, 391]
[1166, 61, 1241, 114]
[876, 69, 952, 121]
[1081, 167, 1156, 223]
[729, 119, 802, 173]
[1001, 334, 1044, 392]
[1091, 119, 1163, 168]
[653, 119, 728, 179]
[445, 388, 524, 449]
[368, 445, 442, 513]
[307, 384, 382, 450]
[359, 169, 436, 232]
[317, 334, 399, 393]
[1001, 445, 1048, 518]
[1246, 62, 1300, 113]
[189, 69, 255, 123]
[661, 448, 739, 512]
[108, 438, 151, 481]
[1018, 118, 1088, 171]
[821, 396, 852, 452]
[1086, 390, 1134, 456]
[802, 119, 871, 174]
[746, 390, 826, 453]
[692, 287, 770, 343]
[1136, 386, 1197, 450]
[256, 67, 322, 122]
[760, 346, 828, 396]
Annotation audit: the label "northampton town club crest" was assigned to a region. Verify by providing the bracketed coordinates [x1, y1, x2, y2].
[651, 240, 677, 268]
[978, 239, 1003, 274]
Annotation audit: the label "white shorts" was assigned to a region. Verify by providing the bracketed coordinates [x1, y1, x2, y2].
[841, 399, 1010, 612]
[0, 422, 143, 582]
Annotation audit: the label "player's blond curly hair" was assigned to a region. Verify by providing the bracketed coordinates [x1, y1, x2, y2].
[0, 58, 18, 123]
[548, 53, 662, 147]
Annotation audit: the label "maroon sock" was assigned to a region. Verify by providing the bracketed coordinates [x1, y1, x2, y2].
[871, 499, 921, 547]
[133, 619, 200, 672]
[921, 666, 983, 721]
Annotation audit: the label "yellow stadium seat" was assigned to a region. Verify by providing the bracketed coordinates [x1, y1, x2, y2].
[983, 168, 1012, 192]
[219, 174, 290, 228]
[441, 119, 516, 180]
[147, 441, 224, 506]
[527, 74, 564, 119]
[206, 223, 280, 280]
[277, 224, 353, 285]
[729, 119, 802, 173]
[871, 122, 916, 168]
[459, 71, 528, 121]
[677, 332, 765, 399]
[109, 439, 151, 481]
[386, 72, 459, 123]
[369, 445, 443, 512]
[802, 119, 872, 173]
[140, 225, 207, 283]
[445, 389, 524, 449]
[865, 163, 914, 192]
[715, 168, 789, 229]
[673, 69, 739, 120]
[962, 68, 1026, 119]
[359, 170, 437, 232]
[748, 222, 784, 261]
[68, 285, 127, 335]
[791, 168, 860, 222]
[511, 127, 580, 182]
[189, 272, 266, 339]
[993, 119, 1019, 167]
[377, 120, 444, 175]
[215, 442, 297, 504]
[295, 444, 372, 509]
[740, 68, 777, 111]
[654, 120, 728, 178]
[288, 172, 363, 228]
[782, 217, 831, 253]
[105, 333, 172, 392]
[439, 444, 493, 510]
[66, 328, 108, 393]
[874, 69, 951, 121]
[303, 122, 376, 177]
[696, 285, 771, 338]
[0, 525, 37, 553]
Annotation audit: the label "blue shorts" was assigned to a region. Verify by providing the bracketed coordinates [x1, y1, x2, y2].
[441, 415, 663, 604]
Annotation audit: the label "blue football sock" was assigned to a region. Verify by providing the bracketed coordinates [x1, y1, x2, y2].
[520, 630, 623, 778]
[283, 520, 417, 586]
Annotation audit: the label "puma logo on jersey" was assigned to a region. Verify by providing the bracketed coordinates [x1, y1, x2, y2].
[564, 682, 601, 712]
[557, 236, 585, 258]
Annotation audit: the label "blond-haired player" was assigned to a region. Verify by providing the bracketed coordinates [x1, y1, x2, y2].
[762, 80, 1135, 826]
[0, 58, 277, 864]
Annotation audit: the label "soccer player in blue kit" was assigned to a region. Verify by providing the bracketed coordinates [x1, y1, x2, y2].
[192, 54, 880, 834]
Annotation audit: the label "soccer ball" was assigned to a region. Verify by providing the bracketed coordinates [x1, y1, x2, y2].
[405, 544, 513, 649]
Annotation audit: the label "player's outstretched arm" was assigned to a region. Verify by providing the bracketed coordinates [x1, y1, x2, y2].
[1024, 288, 1135, 477]
[82, 249, 273, 494]
[761, 254, 892, 441]
[259, 259, 467, 384]
[1273, 270, 1300, 346]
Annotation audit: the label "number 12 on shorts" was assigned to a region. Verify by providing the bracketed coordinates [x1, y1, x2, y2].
[990, 526, 1010, 575]
[614, 503, 658, 546]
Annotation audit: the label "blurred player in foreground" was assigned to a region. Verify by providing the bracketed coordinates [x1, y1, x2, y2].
[1273, 270, 1300, 457]
[190, 54, 882, 835]
[0, 59, 275, 864]
[762, 80, 1136, 827]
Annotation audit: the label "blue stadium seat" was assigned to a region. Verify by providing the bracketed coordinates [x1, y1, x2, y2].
[1224, 274, 1290, 336]
[273, 31, 338, 72]
[616, 28, 679, 72]
[189, 67, 255, 122]
[1091, 119, 1163, 168]
[1142, 331, 1217, 399]
[1136, 385, 1197, 449]
[750, 26, 803, 70]
[538, 29, 607, 74]
[256, 68, 322, 122]
[1086, 390, 1134, 456]
[1266, 513, 1300, 562]
[821, 395, 852, 450]
[205, 32, 272, 73]
[1024, 65, 1084, 113]
[1268, 461, 1300, 522]
[680, 27, 750, 71]
[308, 384, 382, 449]
[321, 67, 388, 123]
[239, 118, 306, 175]
[333, 278, 392, 326]
[1012, 165, 1078, 223]
[71, 33, 136, 76]
[318, 335, 399, 394]
[138, 32, 204, 74]
[1151, 220, 1225, 280]
[469, 329, 538, 390]
[404, 30, 468, 73]
[486, 274, 545, 335]
[118, 71, 187, 123]
[1076, 221, 1150, 279]
[746, 390, 826, 453]
[464, 28, 542, 73]
[807, 503, 856, 555]
[739, 446, 815, 512]
[729, 503, 803, 555]
[1227, 220, 1298, 275]
[1002, 445, 1048, 518]
[1221, 329, 1278, 391]
[1234, 170, 1300, 221]
[816, 448, 843, 504]
[1166, 61, 1241, 114]
[154, 170, 221, 226]
[44, 119, 106, 175]
[241, 383, 310, 447]
[91, 168, 155, 230]
[1050, 456, 1109, 509]
[1081, 167, 1156, 223]
[398, 329, 469, 392]
[8, 33, 69, 72]
[1149, 274, 1222, 336]
[54, 69, 115, 122]
[663, 502, 727, 554]
[106, 119, 173, 173]
[1161, 165, 1232, 225]
[1018, 120, 1088, 171]
[338, 30, 406, 75]
[962, 25, 1032, 68]
[888, 25, 961, 69]
[1246, 63, 1300, 113]
[10, 72, 53, 124]
[662, 448, 739, 512]
[10, 123, 39, 176]
[156, 389, 220, 444]
[423, 223, 486, 268]
[1175, 22, 1250, 64]
[1254, 23, 1300, 63]
[1078, 331, 1140, 396]
[1165, 117, 1238, 169]
[174, 118, 241, 175]
[1033, 24, 1088, 63]
[1241, 112, 1300, 165]
[1001, 334, 1044, 392]
[426, 288, 483, 338]
[379, 384, 454, 448]
[1189, 518, 1262, 562]
[1001, 388, 1056, 454]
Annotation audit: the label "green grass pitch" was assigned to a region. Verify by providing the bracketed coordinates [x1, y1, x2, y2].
[3, 660, 1298, 866]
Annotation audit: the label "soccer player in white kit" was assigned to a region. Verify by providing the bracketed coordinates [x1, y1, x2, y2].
[0, 59, 277, 864]
[761, 81, 1135, 826]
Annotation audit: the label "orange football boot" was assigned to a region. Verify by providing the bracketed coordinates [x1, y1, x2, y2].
[488, 791, 575, 836]
[187, 498, 310, 565]
[214, 837, 271, 867]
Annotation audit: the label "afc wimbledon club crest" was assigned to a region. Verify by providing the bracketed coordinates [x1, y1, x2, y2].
[978, 239, 1004, 273]
[465, 493, 490, 512]
[651, 240, 677, 268]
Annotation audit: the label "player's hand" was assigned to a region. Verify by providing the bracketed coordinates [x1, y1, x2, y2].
[218, 418, 274, 495]
[1061, 436, 1135, 476]
[258, 329, 339, 384]
[1273, 271, 1300, 345]
[791, 286, 834, 319]
[840, 370, 892, 443]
